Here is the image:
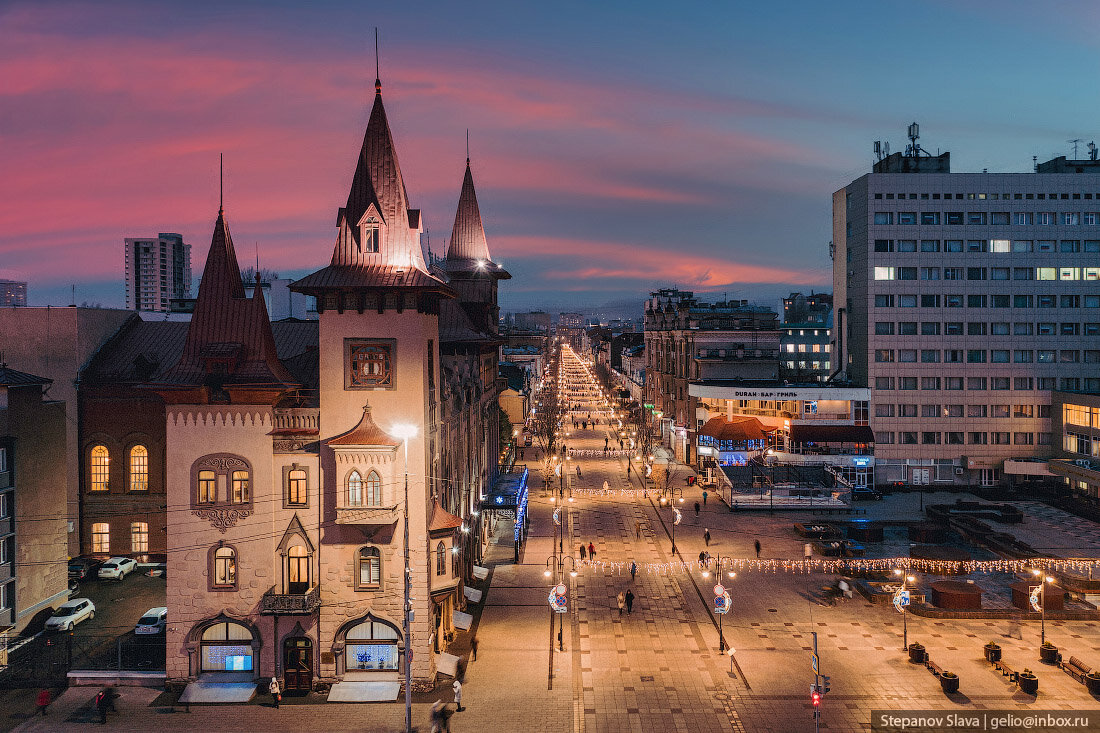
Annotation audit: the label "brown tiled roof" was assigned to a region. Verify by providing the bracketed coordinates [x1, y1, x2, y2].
[428, 499, 463, 533]
[327, 404, 401, 447]
[153, 210, 298, 391]
[699, 416, 773, 442]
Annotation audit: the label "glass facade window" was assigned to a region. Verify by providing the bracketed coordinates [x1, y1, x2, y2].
[91, 522, 109, 554]
[131, 522, 148, 553]
[90, 445, 109, 492]
[129, 445, 148, 491]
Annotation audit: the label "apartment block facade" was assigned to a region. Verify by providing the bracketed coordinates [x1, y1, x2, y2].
[833, 152, 1100, 488]
[124, 233, 192, 312]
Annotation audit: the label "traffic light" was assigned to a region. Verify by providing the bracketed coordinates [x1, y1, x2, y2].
[810, 685, 822, 707]
[822, 676, 831, 694]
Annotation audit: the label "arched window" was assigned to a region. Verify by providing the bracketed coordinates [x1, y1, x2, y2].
[129, 445, 149, 491]
[366, 471, 382, 506]
[286, 468, 307, 506]
[231, 470, 249, 503]
[91, 522, 110, 554]
[356, 546, 381, 589]
[435, 541, 446, 576]
[200, 621, 253, 672]
[347, 471, 363, 507]
[131, 522, 148, 553]
[90, 445, 110, 492]
[212, 546, 237, 589]
[287, 544, 310, 594]
[345, 615, 399, 672]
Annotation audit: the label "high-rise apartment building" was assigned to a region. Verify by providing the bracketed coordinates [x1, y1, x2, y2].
[0, 279, 27, 306]
[833, 144, 1100, 488]
[124, 233, 192, 312]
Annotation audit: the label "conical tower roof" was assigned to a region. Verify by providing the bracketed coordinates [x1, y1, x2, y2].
[446, 159, 490, 262]
[154, 208, 298, 394]
[293, 80, 451, 294]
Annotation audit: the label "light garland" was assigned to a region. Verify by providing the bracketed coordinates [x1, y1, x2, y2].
[567, 557, 1100, 577]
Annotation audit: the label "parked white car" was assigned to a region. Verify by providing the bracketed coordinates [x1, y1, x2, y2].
[98, 556, 138, 581]
[45, 598, 96, 632]
[135, 607, 167, 635]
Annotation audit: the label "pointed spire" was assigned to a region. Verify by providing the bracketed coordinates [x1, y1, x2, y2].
[219, 153, 224, 214]
[374, 27, 381, 96]
[446, 156, 491, 262]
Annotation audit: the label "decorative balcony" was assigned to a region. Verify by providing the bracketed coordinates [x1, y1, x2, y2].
[259, 584, 320, 615]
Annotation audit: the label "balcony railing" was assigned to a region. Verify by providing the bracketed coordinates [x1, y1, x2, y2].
[260, 584, 320, 615]
[259, 581, 321, 611]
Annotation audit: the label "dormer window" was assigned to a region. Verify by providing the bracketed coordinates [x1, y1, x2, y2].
[360, 217, 380, 253]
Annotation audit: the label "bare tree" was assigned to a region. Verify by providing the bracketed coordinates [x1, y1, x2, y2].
[531, 351, 562, 489]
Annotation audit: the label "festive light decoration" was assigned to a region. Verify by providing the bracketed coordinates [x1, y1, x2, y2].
[564, 556, 1100, 577]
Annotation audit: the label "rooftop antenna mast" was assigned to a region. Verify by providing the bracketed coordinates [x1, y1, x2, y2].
[219, 153, 224, 212]
[375, 28, 380, 87]
[1068, 138, 1083, 158]
[1089, 141, 1098, 162]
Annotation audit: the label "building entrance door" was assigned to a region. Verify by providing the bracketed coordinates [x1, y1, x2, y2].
[283, 637, 312, 692]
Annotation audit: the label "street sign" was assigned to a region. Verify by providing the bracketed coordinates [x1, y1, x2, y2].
[811, 652, 819, 675]
[713, 584, 725, 596]
[893, 589, 910, 613]
[714, 592, 731, 615]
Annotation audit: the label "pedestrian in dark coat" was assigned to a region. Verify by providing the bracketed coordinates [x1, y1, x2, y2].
[702, 490, 708, 506]
[694, 501, 701, 518]
[470, 636, 478, 661]
[630, 561, 637, 580]
[754, 539, 761, 559]
[580, 544, 586, 560]
[703, 528, 711, 547]
[625, 590, 634, 614]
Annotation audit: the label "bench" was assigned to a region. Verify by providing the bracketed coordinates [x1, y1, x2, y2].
[925, 659, 944, 677]
[1060, 655, 1092, 682]
[992, 658, 1018, 683]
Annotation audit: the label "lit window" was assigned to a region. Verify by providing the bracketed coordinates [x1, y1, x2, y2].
[92, 522, 110, 554]
[131, 522, 148, 553]
[129, 445, 149, 491]
[287, 468, 307, 506]
[197, 470, 216, 503]
[213, 546, 237, 588]
[231, 471, 249, 503]
[90, 445, 110, 492]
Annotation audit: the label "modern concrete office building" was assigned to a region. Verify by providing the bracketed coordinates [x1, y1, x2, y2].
[124, 232, 192, 312]
[833, 138, 1100, 489]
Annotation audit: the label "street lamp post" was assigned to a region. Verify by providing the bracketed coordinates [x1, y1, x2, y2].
[702, 556, 735, 652]
[1031, 570, 1054, 646]
[391, 423, 418, 733]
[659, 487, 684, 554]
[894, 569, 914, 651]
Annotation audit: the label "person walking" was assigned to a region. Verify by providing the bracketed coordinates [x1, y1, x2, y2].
[576, 465, 581, 478]
[580, 543, 586, 560]
[694, 501, 701, 518]
[630, 561, 637, 581]
[588, 542, 596, 560]
[702, 490, 708, 506]
[634, 520, 640, 538]
[470, 636, 478, 661]
[269, 676, 281, 709]
[452, 679, 463, 712]
[625, 589, 634, 614]
[430, 700, 445, 733]
[754, 539, 761, 559]
[703, 528, 711, 547]
[627, 462, 632, 476]
[95, 689, 110, 725]
[617, 590, 626, 616]
[698, 550, 706, 567]
[35, 688, 50, 716]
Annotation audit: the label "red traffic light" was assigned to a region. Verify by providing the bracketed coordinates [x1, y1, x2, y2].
[811, 690, 821, 706]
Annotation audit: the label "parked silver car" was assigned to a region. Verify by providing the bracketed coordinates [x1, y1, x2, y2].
[45, 598, 96, 632]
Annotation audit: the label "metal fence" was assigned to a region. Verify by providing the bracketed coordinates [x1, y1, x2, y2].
[0, 632, 165, 688]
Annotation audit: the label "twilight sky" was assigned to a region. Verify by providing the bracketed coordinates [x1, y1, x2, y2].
[3, 0, 1099, 315]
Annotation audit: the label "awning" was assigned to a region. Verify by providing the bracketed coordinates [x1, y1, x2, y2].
[472, 566, 489, 580]
[452, 610, 473, 630]
[178, 676, 256, 704]
[326, 681, 401, 703]
[435, 652, 461, 678]
[463, 586, 483, 603]
[481, 467, 529, 509]
[788, 424, 875, 444]
[698, 416, 772, 442]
